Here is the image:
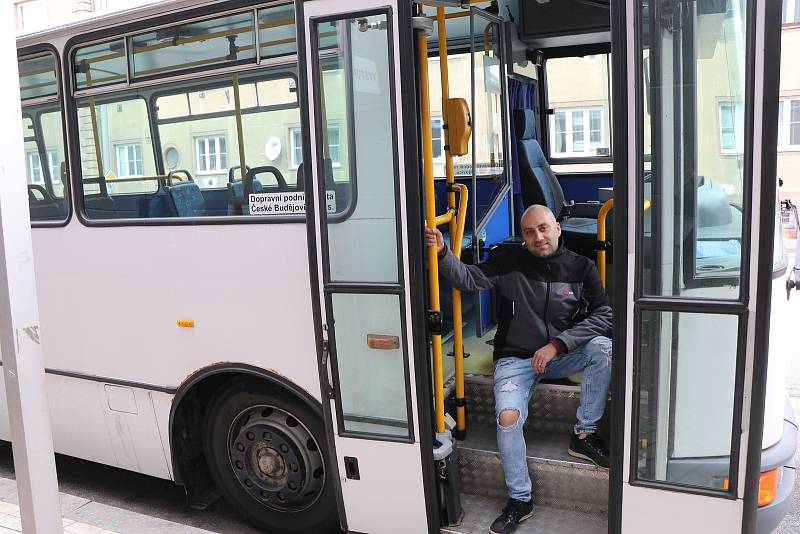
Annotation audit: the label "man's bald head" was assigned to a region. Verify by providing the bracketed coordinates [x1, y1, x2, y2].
[520, 204, 561, 257]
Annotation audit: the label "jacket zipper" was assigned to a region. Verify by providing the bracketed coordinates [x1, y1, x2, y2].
[543, 262, 551, 339]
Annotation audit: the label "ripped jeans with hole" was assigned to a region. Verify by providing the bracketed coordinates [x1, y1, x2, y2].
[493, 336, 612, 502]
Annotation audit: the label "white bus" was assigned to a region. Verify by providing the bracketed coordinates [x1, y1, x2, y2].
[11, 0, 796, 533]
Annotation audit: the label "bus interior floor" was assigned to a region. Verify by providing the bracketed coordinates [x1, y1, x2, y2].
[441, 493, 607, 534]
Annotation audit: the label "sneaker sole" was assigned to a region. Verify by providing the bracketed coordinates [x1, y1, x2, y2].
[567, 448, 610, 469]
[488, 511, 533, 534]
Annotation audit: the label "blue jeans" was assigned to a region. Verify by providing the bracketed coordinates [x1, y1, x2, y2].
[493, 336, 612, 502]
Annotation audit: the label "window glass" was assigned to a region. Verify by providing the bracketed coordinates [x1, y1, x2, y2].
[18, 54, 58, 100]
[74, 39, 127, 89]
[431, 117, 444, 161]
[636, 311, 738, 490]
[314, 13, 393, 282]
[129, 12, 256, 79]
[16, 0, 47, 32]
[258, 3, 296, 59]
[641, 0, 747, 298]
[791, 101, 800, 145]
[287, 126, 342, 169]
[546, 54, 612, 164]
[331, 293, 409, 437]
[20, 108, 68, 222]
[77, 95, 158, 198]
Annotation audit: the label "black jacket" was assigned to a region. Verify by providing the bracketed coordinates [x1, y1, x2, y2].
[439, 241, 612, 360]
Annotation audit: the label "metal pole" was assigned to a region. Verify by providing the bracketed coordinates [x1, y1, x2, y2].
[0, 7, 63, 534]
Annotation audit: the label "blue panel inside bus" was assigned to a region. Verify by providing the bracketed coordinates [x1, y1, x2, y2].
[555, 172, 613, 202]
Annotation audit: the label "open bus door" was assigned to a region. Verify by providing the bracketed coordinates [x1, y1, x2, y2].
[297, 1, 439, 532]
[612, 0, 782, 532]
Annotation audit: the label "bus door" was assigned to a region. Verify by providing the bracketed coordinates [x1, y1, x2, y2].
[615, 0, 780, 532]
[297, 1, 436, 533]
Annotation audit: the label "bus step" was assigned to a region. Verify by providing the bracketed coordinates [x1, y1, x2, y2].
[440, 494, 607, 534]
[462, 376, 585, 433]
[455, 376, 609, 514]
[457, 425, 609, 513]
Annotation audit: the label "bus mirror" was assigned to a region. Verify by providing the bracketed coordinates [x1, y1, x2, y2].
[446, 98, 471, 157]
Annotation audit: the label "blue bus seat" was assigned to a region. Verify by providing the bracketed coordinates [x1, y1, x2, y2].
[84, 194, 118, 219]
[514, 109, 599, 256]
[167, 181, 206, 217]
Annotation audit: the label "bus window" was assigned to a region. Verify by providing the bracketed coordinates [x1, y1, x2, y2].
[129, 12, 256, 80]
[18, 53, 68, 223]
[154, 69, 301, 191]
[642, 1, 746, 299]
[76, 94, 159, 198]
[74, 39, 127, 89]
[258, 3, 296, 59]
[546, 53, 612, 172]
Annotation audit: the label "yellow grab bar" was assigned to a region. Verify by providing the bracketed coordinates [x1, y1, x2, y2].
[418, 26, 446, 434]
[437, 6, 469, 440]
[597, 199, 614, 288]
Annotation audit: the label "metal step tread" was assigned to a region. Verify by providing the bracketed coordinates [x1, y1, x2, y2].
[441, 494, 607, 534]
[458, 425, 605, 472]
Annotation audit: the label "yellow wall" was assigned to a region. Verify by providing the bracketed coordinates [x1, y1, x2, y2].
[778, 26, 800, 203]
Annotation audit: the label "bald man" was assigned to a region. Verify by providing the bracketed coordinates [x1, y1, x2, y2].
[425, 205, 612, 534]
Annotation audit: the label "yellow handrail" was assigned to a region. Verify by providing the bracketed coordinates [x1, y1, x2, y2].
[418, 26, 446, 434]
[597, 199, 614, 288]
[436, 5, 468, 440]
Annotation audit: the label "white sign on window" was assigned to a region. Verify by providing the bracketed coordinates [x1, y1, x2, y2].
[249, 191, 336, 215]
[352, 56, 380, 95]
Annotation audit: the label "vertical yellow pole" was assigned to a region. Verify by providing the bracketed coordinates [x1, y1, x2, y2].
[436, 6, 467, 438]
[597, 199, 614, 288]
[231, 73, 247, 182]
[419, 30, 446, 434]
[85, 68, 105, 179]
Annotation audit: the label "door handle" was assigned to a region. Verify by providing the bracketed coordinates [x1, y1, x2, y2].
[367, 334, 400, 350]
[321, 339, 335, 399]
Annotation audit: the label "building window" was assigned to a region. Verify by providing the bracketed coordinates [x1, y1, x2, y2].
[27, 151, 59, 185]
[289, 127, 342, 168]
[195, 135, 227, 174]
[549, 107, 606, 157]
[783, 0, 800, 24]
[431, 117, 444, 162]
[718, 104, 737, 153]
[116, 144, 143, 177]
[778, 98, 800, 149]
[16, 0, 47, 31]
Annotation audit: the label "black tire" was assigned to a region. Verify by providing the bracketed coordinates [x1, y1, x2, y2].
[203, 379, 339, 533]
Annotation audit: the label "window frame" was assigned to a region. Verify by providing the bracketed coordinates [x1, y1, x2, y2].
[777, 97, 800, 150]
[541, 45, 614, 166]
[718, 102, 739, 155]
[18, 45, 71, 228]
[783, 0, 800, 25]
[64, 2, 320, 227]
[549, 106, 607, 158]
[115, 142, 143, 178]
[194, 134, 227, 176]
[289, 124, 343, 169]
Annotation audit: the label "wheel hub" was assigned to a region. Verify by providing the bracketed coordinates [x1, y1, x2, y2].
[227, 405, 325, 513]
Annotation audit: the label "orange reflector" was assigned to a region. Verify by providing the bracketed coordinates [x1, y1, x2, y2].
[721, 469, 779, 507]
[177, 320, 195, 328]
[758, 469, 780, 507]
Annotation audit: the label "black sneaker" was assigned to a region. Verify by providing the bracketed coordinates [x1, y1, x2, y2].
[489, 498, 533, 534]
[568, 432, 610, 468]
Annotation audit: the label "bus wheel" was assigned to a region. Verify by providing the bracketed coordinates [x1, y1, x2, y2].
[203, 380, 338, 533]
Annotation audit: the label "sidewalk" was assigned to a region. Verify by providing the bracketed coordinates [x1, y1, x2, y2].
[0, 477, 216, 534]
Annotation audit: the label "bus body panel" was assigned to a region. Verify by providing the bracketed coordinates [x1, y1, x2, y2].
[28, 222, 321, 400]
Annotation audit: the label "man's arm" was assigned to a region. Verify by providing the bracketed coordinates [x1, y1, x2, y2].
[424, 227, 499, 292]
[555, 263, 613, 351]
